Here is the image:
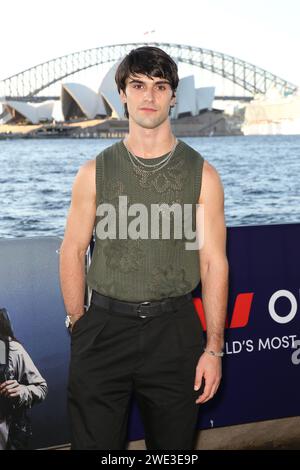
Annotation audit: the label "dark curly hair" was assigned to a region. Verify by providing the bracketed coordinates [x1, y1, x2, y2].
[115, 46, 179, 119]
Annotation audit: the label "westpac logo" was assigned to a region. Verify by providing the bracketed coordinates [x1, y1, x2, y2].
[193, 289, 299, 331]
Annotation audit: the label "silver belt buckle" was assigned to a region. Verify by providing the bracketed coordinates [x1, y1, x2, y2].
[137, 301, 151, 318]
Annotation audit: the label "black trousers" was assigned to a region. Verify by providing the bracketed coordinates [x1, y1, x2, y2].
[67, 293, 205, 450]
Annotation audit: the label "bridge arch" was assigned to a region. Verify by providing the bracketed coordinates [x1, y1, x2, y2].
[0, 42, 297, 99]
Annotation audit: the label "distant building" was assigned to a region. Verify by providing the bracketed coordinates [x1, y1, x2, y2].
[170, 75, 214, 119]
[0, 100, 55, 124]
[242, 88, 300, 135]
[61, 83, 106, 120]
[98, 59, 125, 119]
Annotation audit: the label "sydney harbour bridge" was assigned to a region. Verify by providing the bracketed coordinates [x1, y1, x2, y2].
[0, 42, 298, 103]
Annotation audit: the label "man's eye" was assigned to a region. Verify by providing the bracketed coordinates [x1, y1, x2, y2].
[133, 84, 142, 89]
[157, 86, 166, 90]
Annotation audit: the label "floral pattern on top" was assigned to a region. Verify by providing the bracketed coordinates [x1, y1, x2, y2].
[132, 158, 189, 193]
[102, 238, 145, 273]
[148, 264, 192, 297]
[106, 178, 125, 201]
[101, 178, 134, 213]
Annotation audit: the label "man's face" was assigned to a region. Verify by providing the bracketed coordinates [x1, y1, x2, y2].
[120, 74, 176, 129]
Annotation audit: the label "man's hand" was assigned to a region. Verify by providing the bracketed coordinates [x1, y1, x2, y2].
[194, 352, 222, 404]
[0, 380, 23, 398]
[68, 313, 85, 333]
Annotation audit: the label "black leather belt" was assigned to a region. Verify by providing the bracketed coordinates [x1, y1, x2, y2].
[90, 290, 192, 318]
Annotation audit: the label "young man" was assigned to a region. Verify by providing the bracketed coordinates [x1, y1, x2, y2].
[59, 46, 228, 450]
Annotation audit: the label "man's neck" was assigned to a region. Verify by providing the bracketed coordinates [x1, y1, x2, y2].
[125, 124, 176, 158]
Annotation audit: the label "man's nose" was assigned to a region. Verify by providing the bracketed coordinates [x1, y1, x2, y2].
[143, 87, 155, 101]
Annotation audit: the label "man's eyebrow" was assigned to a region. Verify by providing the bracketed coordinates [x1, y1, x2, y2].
[128, 79, 171, 85]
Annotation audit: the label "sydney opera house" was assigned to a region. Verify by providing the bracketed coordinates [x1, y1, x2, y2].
[0, 60, 215, 125]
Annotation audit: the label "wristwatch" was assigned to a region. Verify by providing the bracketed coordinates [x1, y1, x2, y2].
[65, 315, 74, 329]
[65, 306, 88, 330]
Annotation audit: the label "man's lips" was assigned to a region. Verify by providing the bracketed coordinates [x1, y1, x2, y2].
[140, 108, 157, 112]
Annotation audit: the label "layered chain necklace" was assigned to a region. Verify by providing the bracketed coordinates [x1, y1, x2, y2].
[123, 137, 178, 173]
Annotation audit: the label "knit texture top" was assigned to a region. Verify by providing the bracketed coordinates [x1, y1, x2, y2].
[86, 138, 204, 301]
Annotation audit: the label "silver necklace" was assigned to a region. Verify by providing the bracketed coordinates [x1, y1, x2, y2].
[123, 138, 178, 172]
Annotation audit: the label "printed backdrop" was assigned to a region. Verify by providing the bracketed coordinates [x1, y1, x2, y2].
[0, 224, 299, 448]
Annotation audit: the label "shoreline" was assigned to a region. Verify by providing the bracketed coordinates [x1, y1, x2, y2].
[0, 110, 244, 138]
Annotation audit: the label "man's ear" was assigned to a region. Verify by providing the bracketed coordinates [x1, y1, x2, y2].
[170, 93, 176, 108]
[170, 96, 176, 108]
[120, 89, 127, 104]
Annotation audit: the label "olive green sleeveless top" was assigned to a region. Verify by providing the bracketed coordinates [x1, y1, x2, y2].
[86, 138, 204, 301]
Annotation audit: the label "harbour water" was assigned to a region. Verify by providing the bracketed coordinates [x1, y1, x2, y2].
[0, 135, 299, 238]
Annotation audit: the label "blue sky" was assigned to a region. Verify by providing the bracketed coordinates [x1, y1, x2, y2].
[0, 0, 299, 87]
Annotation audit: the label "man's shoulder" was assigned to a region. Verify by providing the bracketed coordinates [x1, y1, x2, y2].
[200, 160, 224, 203]
[95, 140, 121, 162]
[73, 160, 96, 198]
[77, 159, 96, 182]
[202, 160, 221, 182]
[178, 139, 204, 162]
[76, 140, 122, 184]
[81, 159, 96, 170]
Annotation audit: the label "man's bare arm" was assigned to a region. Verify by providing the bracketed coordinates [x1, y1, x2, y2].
[194, 160, 229, 404]
[199, 160, 228, 352]
[59, 159, 96, 321]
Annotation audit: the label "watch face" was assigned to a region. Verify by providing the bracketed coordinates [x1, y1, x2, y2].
[65, 316, 72, 328]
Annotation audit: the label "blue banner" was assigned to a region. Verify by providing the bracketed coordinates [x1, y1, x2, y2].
[1, 223, 299, 447]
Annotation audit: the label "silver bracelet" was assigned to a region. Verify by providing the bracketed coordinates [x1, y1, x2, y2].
[204, 348, 224, 357]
